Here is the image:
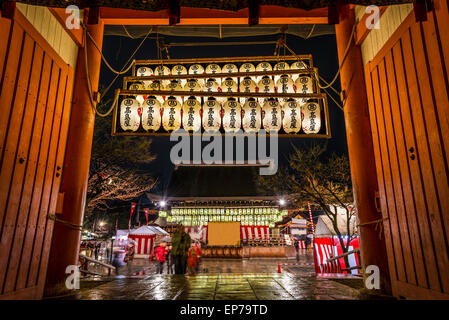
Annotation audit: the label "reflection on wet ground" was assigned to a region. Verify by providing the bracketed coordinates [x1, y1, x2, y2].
[66, 251, 361, 300]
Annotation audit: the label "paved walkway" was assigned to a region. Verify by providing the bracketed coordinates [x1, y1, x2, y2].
[66, 252, 361, 300]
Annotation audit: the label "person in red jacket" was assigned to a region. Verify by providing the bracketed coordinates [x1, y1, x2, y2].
[154, 242, 167, 274]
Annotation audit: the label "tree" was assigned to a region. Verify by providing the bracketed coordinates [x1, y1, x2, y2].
[258, 144, 357, 265]
[85, 104, 157, 229]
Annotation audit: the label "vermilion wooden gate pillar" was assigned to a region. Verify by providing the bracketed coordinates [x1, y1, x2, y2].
[45, 12, 104, 294]
[335, 6, 391, 293]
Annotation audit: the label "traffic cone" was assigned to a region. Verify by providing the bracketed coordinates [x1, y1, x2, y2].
[278, 263, 281, 273]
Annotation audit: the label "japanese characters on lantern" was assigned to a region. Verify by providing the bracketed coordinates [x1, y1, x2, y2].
[120, 97, 141, 132]
[136, 66, 153, 87]
[182, 97, 202, 132]
[162, 97, 182, 131]
[262, 99, 282, 132]
[222, 98, 241, 133]
[302, 101, 321, 134]
[290, 61, 308, 82]
[171, 64, 188, 86]
[275, 75, 295, 107]
[282, 99, 301, 134]
[202, 98, 221, 132]
[148, 80, 166, 105]
[154, 65, 171, 86]
[242, 98, 261, 133]
[239, 77, 257, 105]
[142, 96, 162, 132]
[255, 61, 273, 82]
[273, 61, 290, 84]
[205, 63, 222, 84]
[295, 75, 314, 105]
[257, 76, 275, 106]
[222, 63, 239, 84]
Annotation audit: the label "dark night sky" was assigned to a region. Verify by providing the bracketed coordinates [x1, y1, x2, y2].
[98, 28, 347, 196]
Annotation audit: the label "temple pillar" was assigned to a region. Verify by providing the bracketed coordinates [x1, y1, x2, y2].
[335, 5, 391, 294]
[45, 11, 104, 294]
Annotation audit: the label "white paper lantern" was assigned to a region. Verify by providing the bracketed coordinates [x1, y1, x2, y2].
[222, 98, 241, 133]
[255, 62, 273, 83]
[275, 75, 295, 106]
[242, 98, 261, 133]
[154, 65, 171, 86]
[220, 77, 238, 104]
[239, 63, 256, 83]
[162, 97, 182, 132]
[182, 97, 202, 132]
[204, 78, 220, 98]
[257, 76, 275, 106]
[202, 98, 221, 132]
[295, 75, 314, 105]
[290, 60, 308, 82]
[184, 79, 203, 93]
[262, 99, 282, 133]
[282, 99, 301, 134]
[166, 80, 184, 105]
[141, 96, 162, 132]
[239, 77, 257, 105]
[136, 66, 154, 87]
[128, 82, 146, 105]
[222, 63, 238, 84]
[148, 80, 166, 105]
[273, 61, 290, 84]
[205, 63, 222, 85]
[120, 97, 141, 132]
[171, 64, 188, 86]
[302, 101, 321, 134]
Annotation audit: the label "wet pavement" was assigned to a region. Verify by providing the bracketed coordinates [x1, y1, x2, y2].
[65, 250, 361, 300]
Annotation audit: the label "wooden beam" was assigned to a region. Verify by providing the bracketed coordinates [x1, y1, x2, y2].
[48, 7, 84, 47]
[100, 6, 328, 25]
[169, 0, 180, 26]
[1, 0, 16, 19]
[355, 6, 388, 45]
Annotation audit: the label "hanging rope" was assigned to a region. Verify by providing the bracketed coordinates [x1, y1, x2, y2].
[81, 23, 153, 117]
[47, 215, 83, 231]
[357, 217, 389, 240]
[314, 21, 357, 89]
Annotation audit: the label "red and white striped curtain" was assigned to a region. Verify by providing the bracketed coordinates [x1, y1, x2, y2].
[313, 237, 360, 274]
[240, 226, 270, 241]
[129, 235, 155, 255]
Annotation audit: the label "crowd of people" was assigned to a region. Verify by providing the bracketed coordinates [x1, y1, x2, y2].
[154, 227, 202, 275]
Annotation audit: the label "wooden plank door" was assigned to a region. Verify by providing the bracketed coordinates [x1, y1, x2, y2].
[364, 3, 449, 299]
[0, 9, 74, 299]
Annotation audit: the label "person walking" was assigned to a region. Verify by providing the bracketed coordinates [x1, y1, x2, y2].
[166, 245, 174, 274]
[187, 244, 199, 275]
[194, 241, 202, 273]
[172, 227, 191, 274]
[154, 242, 167, 274]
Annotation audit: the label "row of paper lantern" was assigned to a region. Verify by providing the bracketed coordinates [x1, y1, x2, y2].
[167, 218, 276, 227]
[128, 74, 314, 107]
[171, 207, 284, 215]
[120, 96, 321, 134]
[135, 60, 308, 87]
[167, 214, 282, 225]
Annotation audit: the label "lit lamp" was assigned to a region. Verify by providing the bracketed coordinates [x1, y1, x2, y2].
[295, 75, 314, 106]
[290, 60, 308, 82]
[166, 80, 184, 105]
[162, 97, 182, 132]
[171, 64, 188, 87]
[184, 79, 203, 93]
[204, 78, 220, 101]
[275, 75, 295, 107]
[148, 80, 166, 105]
[222, 63, 239, 84]
[302, 101, 321, 134]
[154, 65, 171, 87]
[128, 82, 146, 105]
[273, 61, 290, 84]
[142, 96, 162, 132]
[222, 98, 242, 133]
[262, 99, 282, 133]
[239, 77, 257, 105]
[255, 62, 273, 83]
[220, 77, 238, 105]
[205, 63, 222, 85]
[282, 99, 301, 134]
[257, 76, 275, 106]
[120, 97, 141, 131]
[182, 97, 202, 132]
[239, 63, 256, 83]
[136, 66, 154, 87]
